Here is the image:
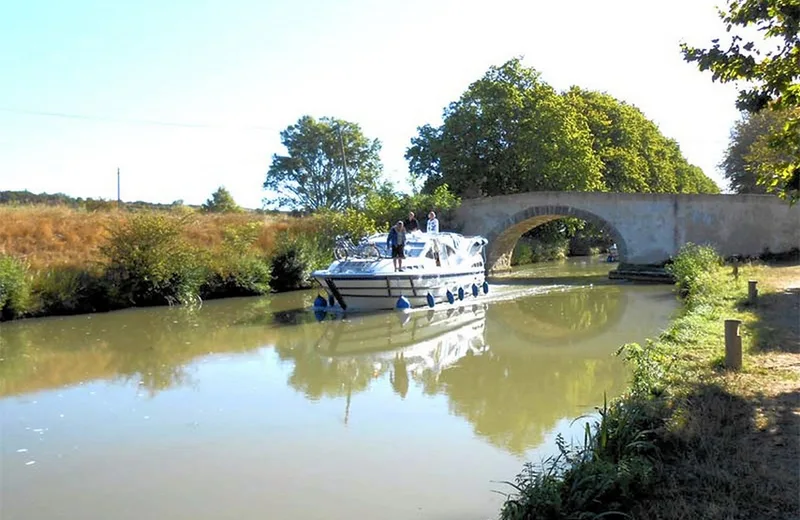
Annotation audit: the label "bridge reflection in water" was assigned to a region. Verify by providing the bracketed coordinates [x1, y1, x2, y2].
[0, 283, 675, 455]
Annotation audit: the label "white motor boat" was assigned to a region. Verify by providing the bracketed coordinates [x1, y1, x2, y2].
[311, 231, 489, 311]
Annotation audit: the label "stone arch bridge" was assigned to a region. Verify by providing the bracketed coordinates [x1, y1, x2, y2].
[451, 192, 800, 272]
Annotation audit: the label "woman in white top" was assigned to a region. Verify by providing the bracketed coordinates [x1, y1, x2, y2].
[426, 211, 439, 233]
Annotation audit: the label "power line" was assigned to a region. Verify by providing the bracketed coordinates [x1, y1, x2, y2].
[0, 107, 278, 132]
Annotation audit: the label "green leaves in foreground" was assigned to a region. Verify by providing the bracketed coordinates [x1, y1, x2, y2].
[680, 0, 800, 202]
[0, 255, 30, 320]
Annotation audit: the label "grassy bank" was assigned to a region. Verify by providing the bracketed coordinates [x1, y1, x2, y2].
[498, 244, 799, 519]
[0, 205, 376, 321]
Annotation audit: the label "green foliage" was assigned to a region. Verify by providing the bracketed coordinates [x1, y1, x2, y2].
[201, 186, 242, 213]
[720, 107, 797, 194]
[364, 182, 462, 230]
[406, 58, 718, 199]
[499, 394, 662, 520]
[564, 88, 720, 194]
[680, 0, 799, 202]
[0, 255, 31, 320]
[0, 190, 200, 212]
[316, 207, 380, 241]
[201, 223, 271, 298]
[665, 243, 723, 299]
[264, 115, 383, 210]
[101, 213, 205, 306]
[511, 238, 569, 265]
[31, 266, 110, 316]
[269, 232, 329, 292]
[406, 58, 604, 197]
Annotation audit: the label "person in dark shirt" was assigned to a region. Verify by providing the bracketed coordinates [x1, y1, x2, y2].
[405, 211, 419, 232]
[387, 221, 407, 271]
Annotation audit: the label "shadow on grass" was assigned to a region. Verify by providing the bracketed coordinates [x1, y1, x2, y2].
[638, 382, 800, 520]
[739, 287, 800, 354]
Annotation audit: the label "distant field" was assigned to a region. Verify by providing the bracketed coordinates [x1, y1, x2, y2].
[0, 205, 311, 269]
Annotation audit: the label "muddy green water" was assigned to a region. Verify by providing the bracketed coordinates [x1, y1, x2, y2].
[0, 257, 677, 520]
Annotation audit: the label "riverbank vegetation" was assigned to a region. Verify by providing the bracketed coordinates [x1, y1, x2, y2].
[498, 244, 799, 519]
[0, 183, 461, 321]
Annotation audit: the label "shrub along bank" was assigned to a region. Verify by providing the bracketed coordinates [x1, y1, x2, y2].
[498, 243, 799, 519]
[0, 209, 378, 321]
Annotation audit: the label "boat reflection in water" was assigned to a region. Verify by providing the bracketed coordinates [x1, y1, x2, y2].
[312, 304, 489, 400]
[275, 284, 672, 454]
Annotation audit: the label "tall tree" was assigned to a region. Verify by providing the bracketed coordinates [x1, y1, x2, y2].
[680, 0, 799, 201]
[405, 58, 604, 197]
[563, 88, 720, 194]
[719, 108, 796, 193]
[201, 186, 241, 213]
[264, 116, 382, 211]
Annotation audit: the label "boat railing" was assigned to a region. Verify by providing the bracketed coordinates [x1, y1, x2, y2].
[334, 234, 382, 261]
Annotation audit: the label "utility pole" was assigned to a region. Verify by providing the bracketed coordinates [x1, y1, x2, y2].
[337, 124, 352, 209]
[117, 167, 121, 208]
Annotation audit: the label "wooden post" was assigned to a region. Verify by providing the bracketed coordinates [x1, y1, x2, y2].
[724, 319, 742, 370]
[732, 258, 739, 280]
[748, 280, 758, 304]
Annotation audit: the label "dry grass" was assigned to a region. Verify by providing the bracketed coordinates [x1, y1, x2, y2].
[0, 205, 314, 269]
[635, 261, 800, 520]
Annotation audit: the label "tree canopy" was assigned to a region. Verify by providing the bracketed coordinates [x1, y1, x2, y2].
[564, 88, 719, 194]
[406, 59, 604, 197]
[680, 0, 799, 201]
[720, 107, 798, 194]
[201, 186, 241, 213]
[406, 59, 718, 198]
[264, 116, 383, 211]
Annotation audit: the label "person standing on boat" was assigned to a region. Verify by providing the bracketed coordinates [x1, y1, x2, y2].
[426, 211, 439, 233]
[387, 221, 406, 272]
[405, 212, 419, 232]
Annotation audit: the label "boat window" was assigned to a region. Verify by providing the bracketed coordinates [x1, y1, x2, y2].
[467, 241, 485, 257]
[374, 241, 425, 258]
[404, 242, 426, 257]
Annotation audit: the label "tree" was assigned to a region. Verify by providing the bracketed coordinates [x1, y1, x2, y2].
[720, 107, 796, 193]
[680, 0, 799, 201]
[563, 88, 720, 194]
[201, 186, 241, 213]
[264, 116, 383, 211]
[405, 58, 604, 197]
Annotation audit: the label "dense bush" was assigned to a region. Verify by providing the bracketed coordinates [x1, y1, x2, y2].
[269, 232, 330, 292]
[364, 183, 461, 231]
[0, 255, 31, 320]
[511, 238, 569, 266]
[665, 242, 722, 299]
[101, 213, 205, 306]
[31, 266, 110, 316]
[315, 208, 380, 243]
[201, 223, 271, 298]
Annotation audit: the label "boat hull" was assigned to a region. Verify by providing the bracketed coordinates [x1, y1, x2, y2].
[312, 269, 486, 311]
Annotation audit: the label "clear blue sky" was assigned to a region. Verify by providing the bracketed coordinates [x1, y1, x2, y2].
[0, 0, 743, 208]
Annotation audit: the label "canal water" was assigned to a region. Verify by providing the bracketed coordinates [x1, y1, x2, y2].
[0, 257, 677, 520]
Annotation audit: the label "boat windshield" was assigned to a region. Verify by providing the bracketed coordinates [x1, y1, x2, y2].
[374, 241, 426, 258]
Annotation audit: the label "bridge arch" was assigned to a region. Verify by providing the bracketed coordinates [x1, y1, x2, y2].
[484, 205, 629, 272]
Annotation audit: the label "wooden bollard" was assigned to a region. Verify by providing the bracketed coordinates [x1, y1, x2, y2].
[724, 319, 743, 370]
[732, 259, 739, 279]
[748, 280, 758, 304]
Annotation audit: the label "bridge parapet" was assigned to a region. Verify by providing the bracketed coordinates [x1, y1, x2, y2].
[452, 192, 800, 273]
